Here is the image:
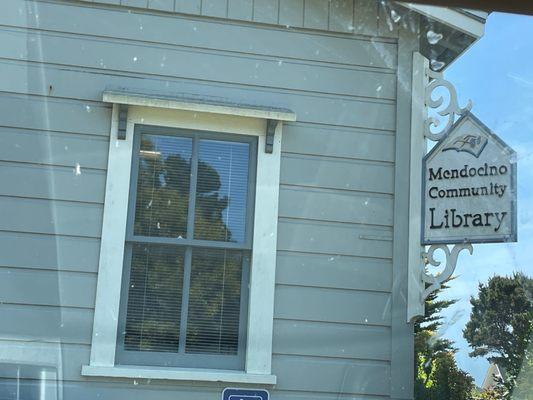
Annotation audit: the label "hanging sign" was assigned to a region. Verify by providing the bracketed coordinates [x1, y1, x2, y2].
[422, 113, 517, 244]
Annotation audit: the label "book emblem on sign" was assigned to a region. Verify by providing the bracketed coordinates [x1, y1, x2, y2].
[442, 134, 488, 158]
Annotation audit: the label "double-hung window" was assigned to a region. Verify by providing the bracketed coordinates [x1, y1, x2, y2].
[117, 127, 256, 370]
[82, 91, 295, 384]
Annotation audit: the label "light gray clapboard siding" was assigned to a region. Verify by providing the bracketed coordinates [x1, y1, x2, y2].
[0, 380, 387, 400]
[0, 304, 94, 344]
[0, 305, 391, 362]
[2, 382, 386, 400]
[0, 342, 90, 382]
[0, 162, 106, 203]
[275, 285, 391, 326]
[0, 231, 100, 273]
[273, 391, 388, 400]
[0, 94, 111, 136]
[282, 123, 394, 162]
[1, 2, 398, 69]
[277, 219, 392, 259]
[0, 127, 109, 169]
[0, 267, 96, 309]
[0, 378, 226, 400]
[0, 62, 395, 132]
[281, 154, 394, 194]
[0, 0, 403, 396]
[0, 72, 395, 135]
[0, 263, 391, 316]
[273, 319, 390, 361]
[75, 0, 396, 37]
[279, 186, 393, 226]
[0, 378, 390, 400]
[0, 29, 395, 101]
[0, 341, 390, 397]
[275, 251, 392, 292]
[273, 354, 390, 396]
[0, 196, 102, 238]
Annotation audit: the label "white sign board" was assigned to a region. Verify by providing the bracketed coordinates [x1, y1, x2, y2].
[422, 113, 517, 244]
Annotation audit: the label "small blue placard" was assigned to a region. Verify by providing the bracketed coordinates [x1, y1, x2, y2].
[222, 388, 269, 400]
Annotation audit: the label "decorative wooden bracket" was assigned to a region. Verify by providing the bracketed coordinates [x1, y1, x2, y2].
[117, 104, 128, 140]
[422, 244, 473, 300]
[265, 119, 278, 154]
[424, 66, 472, 141]
[407, 53, 475, 322]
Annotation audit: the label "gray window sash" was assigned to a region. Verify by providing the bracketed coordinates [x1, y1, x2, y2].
[116, 124, 257, 370]
[116, 245, 250, 370]
[125, 124, 257, 248]
[125, 235, 251, 250]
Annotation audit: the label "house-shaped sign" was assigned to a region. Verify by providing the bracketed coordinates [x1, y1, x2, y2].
[422, 112, 517, 245]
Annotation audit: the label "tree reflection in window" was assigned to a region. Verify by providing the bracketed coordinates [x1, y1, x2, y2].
[122, 131, 253, 364]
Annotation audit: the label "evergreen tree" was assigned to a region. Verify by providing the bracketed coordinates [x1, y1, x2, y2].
[463, 273, 533, 398]
[415, 281, 475, 400]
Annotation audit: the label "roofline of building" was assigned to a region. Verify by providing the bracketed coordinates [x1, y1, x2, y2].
[399, 2, 486, 38]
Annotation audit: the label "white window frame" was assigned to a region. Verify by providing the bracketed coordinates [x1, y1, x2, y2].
[82, 92, 295, 385]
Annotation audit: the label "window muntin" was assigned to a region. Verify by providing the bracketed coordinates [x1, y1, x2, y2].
[117, 125, 257, 370]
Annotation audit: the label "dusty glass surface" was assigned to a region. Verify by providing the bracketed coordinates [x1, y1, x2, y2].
[0, 1, 531, 400]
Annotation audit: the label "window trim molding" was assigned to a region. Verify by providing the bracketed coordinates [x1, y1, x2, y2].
[83, 96, 289, 385]
[102, 91, 296, 123]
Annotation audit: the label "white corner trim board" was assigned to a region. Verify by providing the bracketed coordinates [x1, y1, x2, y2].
[407, 52, 428, 322]
[85, 94, 288, 382]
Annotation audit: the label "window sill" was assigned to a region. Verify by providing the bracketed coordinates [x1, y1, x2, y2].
[81, 365, 277, 385]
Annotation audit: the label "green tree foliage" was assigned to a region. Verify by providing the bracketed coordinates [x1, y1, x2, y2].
[415, 283, 476, 400]
[431, 352, 476, 400]
[477, 385, 507, 400]
[463, 273, 533, 398]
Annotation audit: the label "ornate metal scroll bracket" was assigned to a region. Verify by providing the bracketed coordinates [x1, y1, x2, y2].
[424, 67, 473, 142]
[421, 244, 473, 301]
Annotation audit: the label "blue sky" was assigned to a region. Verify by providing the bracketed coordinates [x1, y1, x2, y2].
[438, 12, 533, 384]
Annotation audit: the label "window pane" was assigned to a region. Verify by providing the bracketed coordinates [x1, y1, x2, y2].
[124, 244, 185, 353]
[186, 248, 245, 355]
[194, 140, 250, 243]
[134, 134, 192, 238]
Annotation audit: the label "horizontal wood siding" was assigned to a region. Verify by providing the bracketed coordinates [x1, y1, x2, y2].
[273, 320, 391, 360]
[0, 127, 109, 169]
[275, 252, 392, 292]
[0, 231, 100, 273]
[70, 0, 400, 37]
[0, 0, 398, 398]
[0, 161, 106, 203]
